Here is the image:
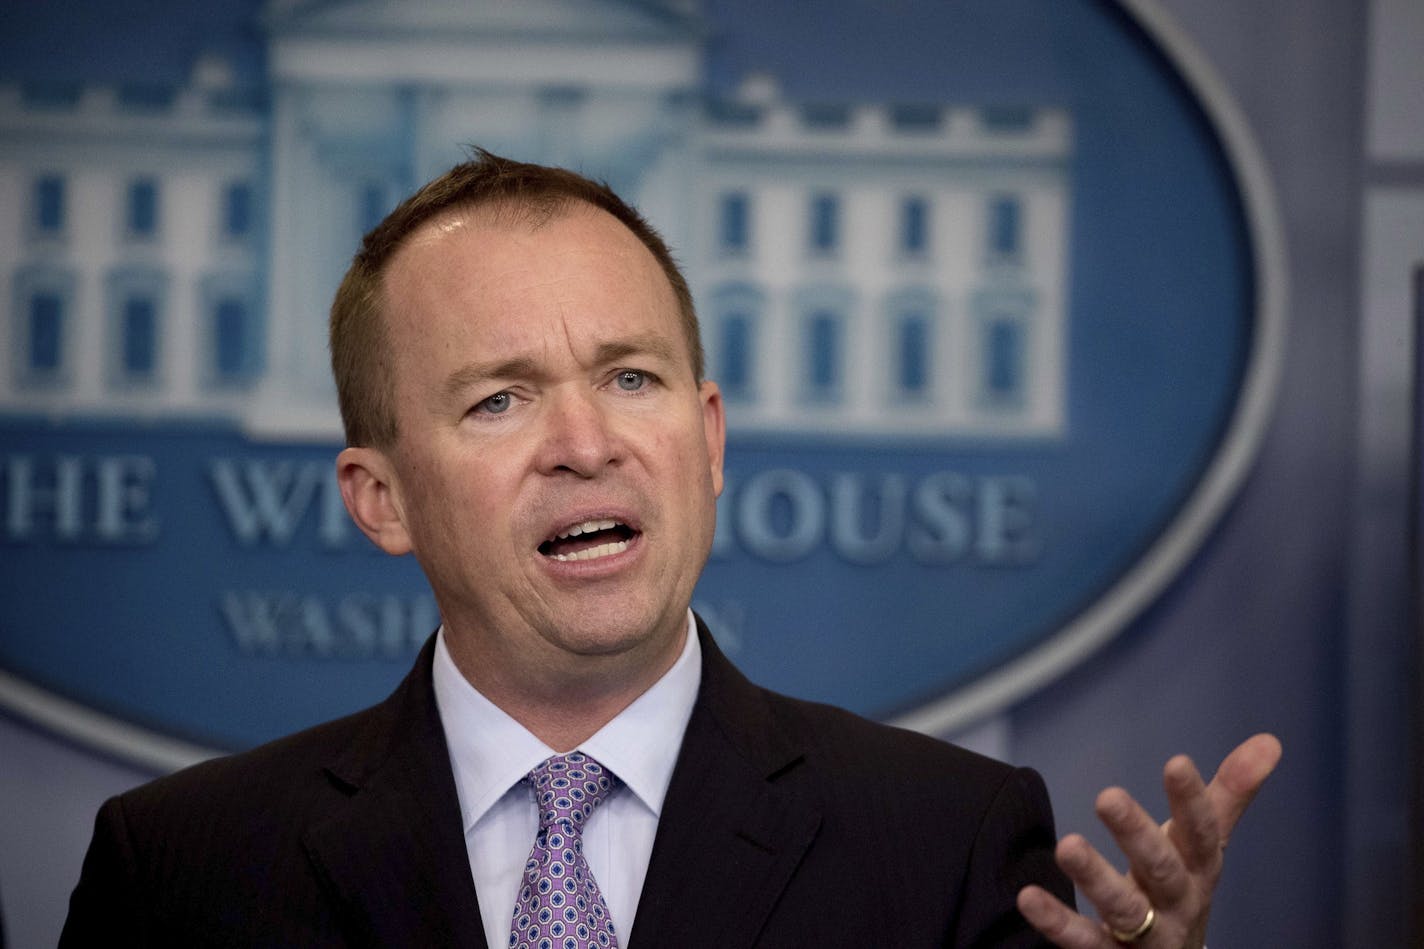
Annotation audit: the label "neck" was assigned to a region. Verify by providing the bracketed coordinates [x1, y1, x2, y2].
[444, 622, 687, 752]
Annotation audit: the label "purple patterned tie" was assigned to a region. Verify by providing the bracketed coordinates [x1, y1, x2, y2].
[509, 752, 621, 949]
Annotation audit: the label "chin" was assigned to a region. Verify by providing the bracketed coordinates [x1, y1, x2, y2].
[553, 610, 681, 659]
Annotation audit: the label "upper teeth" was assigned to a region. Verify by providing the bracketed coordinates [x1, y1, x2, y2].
[557, 519, 619, 539]
[546, 518, 629, 562]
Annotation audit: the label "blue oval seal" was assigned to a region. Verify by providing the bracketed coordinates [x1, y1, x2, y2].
[0, 0, 1282, 768]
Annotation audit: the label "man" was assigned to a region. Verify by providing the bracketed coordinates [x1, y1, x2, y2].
[62, 151, 1279, 947]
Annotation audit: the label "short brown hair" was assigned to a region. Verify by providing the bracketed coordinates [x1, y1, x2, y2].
[329, 148, 703, 448]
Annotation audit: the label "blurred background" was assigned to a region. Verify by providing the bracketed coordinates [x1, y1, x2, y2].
[0, 0, 1418, 946]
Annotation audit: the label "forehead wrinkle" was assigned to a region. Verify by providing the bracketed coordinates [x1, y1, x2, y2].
[390, 203, 690, 400]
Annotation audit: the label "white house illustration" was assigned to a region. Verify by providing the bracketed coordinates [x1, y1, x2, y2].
[0, 0, 1070, 442]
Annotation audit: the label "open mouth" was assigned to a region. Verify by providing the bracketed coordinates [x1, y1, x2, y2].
[538, 518, 638, 563]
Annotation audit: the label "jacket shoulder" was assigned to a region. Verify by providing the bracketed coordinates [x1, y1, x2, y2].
[759, 685, 1028, 796]
[60, 670, 431, 947]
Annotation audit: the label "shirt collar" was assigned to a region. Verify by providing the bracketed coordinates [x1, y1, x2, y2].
[433, 612, 702, 833]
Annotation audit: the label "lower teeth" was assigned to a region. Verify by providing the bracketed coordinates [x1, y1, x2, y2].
[551, 540, 630, 563]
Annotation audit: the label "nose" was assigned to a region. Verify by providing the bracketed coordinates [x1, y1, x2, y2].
[534, 386, 619, 478]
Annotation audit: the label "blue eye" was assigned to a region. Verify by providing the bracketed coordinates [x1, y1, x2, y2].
[616, 370, 646, 391]
[478, 392, 512, 414]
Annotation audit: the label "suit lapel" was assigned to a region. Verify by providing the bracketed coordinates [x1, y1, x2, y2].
[296, 623, 820, 947]
[302, 637, 489, 948]
[628, 621, 822, 948]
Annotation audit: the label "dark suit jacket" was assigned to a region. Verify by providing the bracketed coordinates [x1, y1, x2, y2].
[61, 620, 1072, 947]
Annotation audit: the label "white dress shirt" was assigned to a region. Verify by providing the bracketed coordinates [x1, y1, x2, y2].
[432, 613, 702, 949]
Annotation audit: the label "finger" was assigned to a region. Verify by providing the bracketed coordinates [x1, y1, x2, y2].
[1018, 884, 1114, 949]
[1162, 753, 1220, 875]
[1094, 787, 1192, 910]
[1054, 831, 1159, 940]
[1204, 733, 1282, 845]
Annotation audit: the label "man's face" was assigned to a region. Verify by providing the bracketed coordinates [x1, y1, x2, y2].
[354, 203, 724, 685]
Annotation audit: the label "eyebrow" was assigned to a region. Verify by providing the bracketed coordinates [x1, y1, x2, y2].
[439, 333, 683, 398]
[591, 333, 681, 368]
[441, 357, 538, 400]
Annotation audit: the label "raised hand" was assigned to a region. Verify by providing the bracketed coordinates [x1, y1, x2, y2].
[1017, 733, 1282, 949]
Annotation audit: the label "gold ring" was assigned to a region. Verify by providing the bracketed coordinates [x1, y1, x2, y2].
[1108, 906, 1156, 944]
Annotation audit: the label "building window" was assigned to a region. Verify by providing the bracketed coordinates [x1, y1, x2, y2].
[900, 196, 929, 256]
[887, 289, 938, 401]
[988, 194, 1022, 262]
[718, 192, 750, 255]
[804, 310, 844, 403]
[809, 192, 840, 255]
[107, 269, 167, 386]
[721, 316, 753, 396]
[203, 275, 262, 386]
[222, 181, 253, 239]
[986, 319, 1023, 399]
[215, 297, 249, 378]
[126, 179, 159, 239]
[897, 313, 931, 397]
[711, 284, 763, 401]
[13, 267, 75, 385]
[121, 296, 158, 376]
[28, 293, 64, 374]
[33, 175, 66, 236]
[974, 288, 1033, 408]
[794, 286, 854, 404]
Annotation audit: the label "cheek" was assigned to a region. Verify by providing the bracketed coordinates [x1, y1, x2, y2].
[401, 453, 485, 535]
[657, 433, 715, 514]
[440, 453, 526, 532]
[643, 430, 697, 491]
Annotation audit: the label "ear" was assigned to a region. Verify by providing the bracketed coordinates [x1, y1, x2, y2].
[699, 380, 727, 497]
[336, 446, 413, 555]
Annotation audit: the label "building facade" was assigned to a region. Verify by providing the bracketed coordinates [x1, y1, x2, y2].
[0, 0, 1070, 442]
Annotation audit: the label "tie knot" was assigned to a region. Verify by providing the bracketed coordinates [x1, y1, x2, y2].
[528, 751, 619, 834]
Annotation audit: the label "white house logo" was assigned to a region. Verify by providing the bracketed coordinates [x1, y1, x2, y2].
[0, 0, 1282, 769]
